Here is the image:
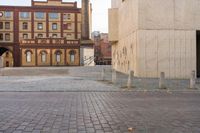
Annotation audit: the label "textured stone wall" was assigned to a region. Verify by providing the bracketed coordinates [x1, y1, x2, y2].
[136, 30, 196, 78]
[138, 0, 200, 30]
[110, 0, 200, 78]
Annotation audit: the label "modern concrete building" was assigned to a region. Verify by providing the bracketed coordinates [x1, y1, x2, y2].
[109, 0, 200, 78]
[0, 0, 94, 67]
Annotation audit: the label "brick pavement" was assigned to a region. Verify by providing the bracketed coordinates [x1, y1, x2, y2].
[0, 91, 200, 133]
[0, 67, 200, 133]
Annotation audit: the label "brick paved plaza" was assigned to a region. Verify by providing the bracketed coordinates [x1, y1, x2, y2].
[0, 67, 200, 133]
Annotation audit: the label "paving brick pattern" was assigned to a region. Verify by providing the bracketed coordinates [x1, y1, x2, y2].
[0, 91, 200, 133]
[0, 67, 200, 133]
[0, 76, 118, 92]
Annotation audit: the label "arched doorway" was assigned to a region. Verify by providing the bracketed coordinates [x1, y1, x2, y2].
[0, 47, 14, 67]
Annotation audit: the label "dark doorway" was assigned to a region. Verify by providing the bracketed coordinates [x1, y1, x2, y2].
[6, 61, 9, 67]
[196, 31, 200, 77]
[0, 47, 9, 56]
[0, 47, 13, 67]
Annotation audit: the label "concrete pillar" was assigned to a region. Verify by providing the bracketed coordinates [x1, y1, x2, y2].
[190, 70, 196, 89]
[159, 72, 166, 89]
[112, 69, 117, 84]
[101, 68, 105, 81]
[81, 0, 90, 40]
[0, 56, 3, 68]
[127, 70, 134, 89]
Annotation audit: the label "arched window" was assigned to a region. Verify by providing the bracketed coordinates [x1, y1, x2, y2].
[40, 51, 47, 63]
[25, 50, 32, 63]
[69, 50, 76, 63]
[55, 50, 61, 63]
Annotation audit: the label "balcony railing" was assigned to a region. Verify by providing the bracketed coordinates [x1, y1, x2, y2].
[20, 37, 80, 46]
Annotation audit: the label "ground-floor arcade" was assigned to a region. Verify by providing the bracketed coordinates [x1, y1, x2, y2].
[20, 47, 80, 67]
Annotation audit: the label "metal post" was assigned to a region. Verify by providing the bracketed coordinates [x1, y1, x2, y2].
[190, 70, 196, 89]
[127, 70, 134, 89]
[159, 72, 166, 89]
[112, 69, 117, 84]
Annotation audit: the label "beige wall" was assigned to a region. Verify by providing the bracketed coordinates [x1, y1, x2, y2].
[136, 30, 196, 78]
[109, 0, 200, 78]
[111, 0, 120, 8]
[108, 8, 118, 41]
[138, 0, 200, 30]
[112, 31, 137, 74]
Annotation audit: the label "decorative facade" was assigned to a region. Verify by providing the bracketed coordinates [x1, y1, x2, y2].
[0, 0, 94, 67]
[109, 0, 200, 79]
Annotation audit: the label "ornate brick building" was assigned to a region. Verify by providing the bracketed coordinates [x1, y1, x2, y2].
[0, 0, 94, 67]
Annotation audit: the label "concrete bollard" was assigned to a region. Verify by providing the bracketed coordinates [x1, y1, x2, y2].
[112, 69, 117, 84]
[190, 70, 196, 89]
[101, 68, 105, 81]
[127, 70, 134, 89]
[159, 72, 166, 89]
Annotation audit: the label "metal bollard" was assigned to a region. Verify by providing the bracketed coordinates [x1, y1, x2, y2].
[112, 69, 117, 84]
[159, 72, 166, 89]
[127, 70, 134, 89]
[190, 70, 196, 89]
[101, 68, 105, 81]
